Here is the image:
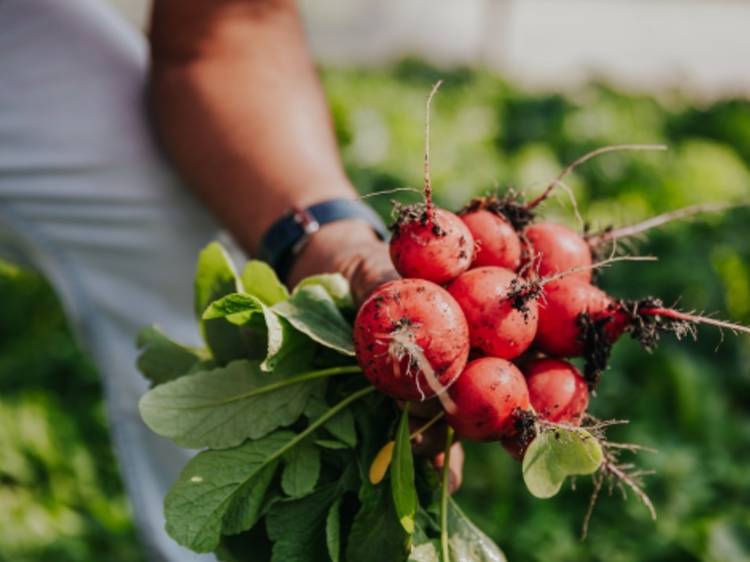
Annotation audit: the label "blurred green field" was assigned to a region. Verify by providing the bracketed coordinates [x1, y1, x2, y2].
[2, 61, 749, 561]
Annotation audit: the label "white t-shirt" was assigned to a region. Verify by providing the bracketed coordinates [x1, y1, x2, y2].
[0, 1, 225, 560]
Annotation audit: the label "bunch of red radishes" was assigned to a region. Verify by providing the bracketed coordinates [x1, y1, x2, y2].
[353, 85, 748, 461]
[355, 192, 606, 455]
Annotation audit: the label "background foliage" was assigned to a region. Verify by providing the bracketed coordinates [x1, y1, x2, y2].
[1, 61, 749, 561]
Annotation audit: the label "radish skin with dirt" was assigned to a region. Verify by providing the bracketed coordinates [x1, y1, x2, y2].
[445, 357, 531, 441]
[354, 278, 470, 401]
[535, 278, 616, 357]
[524, 358, 589, 425]
[390, 207, 475, 284]
[525, 222, 593, 282]
[460, 208, 522, 270]
[448, 266, 539, 359]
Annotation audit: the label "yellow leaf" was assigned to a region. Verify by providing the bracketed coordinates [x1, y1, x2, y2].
[368, 441, 395, 485]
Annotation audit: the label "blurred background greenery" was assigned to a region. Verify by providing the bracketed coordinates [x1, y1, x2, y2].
[1, 62, 749, 561]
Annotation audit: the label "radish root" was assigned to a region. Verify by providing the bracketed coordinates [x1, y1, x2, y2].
[423, 80, 443, 224]
[553, 416, 658, 540]
[581, 418, 656, 539]
[359, 187, 424, 200]
[378, 323, 458, 413]
[548, 178, 586, 232]
[527, 144, 668, 210]
[639, 306, 750, 336]
[508, 254, 657, 313]
[587, 201, 746, 248]
[539, 254, 657, 288]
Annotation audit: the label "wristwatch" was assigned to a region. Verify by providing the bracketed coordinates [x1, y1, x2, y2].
[258, 198, 389, 282]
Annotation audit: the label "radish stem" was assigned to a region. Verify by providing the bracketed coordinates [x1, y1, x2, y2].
[440, 426, 455, 562]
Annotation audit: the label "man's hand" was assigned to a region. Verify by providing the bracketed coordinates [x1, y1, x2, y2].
[288, 220, 464, 491]
[411, 414, 465, 494]
[287, 218, 398, 305]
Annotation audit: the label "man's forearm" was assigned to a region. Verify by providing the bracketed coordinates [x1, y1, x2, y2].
[149, 0, 358, 255]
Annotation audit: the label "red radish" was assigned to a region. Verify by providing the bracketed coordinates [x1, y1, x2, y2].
[354, 278, 470, 402]
[524, 358, 589, 425]
[460, 209, 522, 270]
[390, 208, 475, 284]
[525, 222, 592, 283]
[448, 266, 538, 359]
[535, 277, 750, 389]
[535, 278, 618, 358]
[445, 357, 531, 441]
[388, 81, 475, 284]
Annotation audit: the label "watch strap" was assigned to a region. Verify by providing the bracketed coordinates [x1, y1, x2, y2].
[258, 198, 388, 282]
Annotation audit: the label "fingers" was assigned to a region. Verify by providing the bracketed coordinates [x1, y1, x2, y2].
[286, 221, 397, 302]
[400, 397, 446, 457]
[433, 442, 465, 494]
[341, 241, 399, 307]
[408, 416, 448, 457]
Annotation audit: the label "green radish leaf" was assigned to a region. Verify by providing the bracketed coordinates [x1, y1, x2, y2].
[194, 242, 247, 364]
[135, 325, 208, 385]
[241, 260, 289, 306]
[326, 497, 342, 562]
[293, 273, 353, 310]
[203, 292, 264, 324]
[164, 430, 293, 552]
[346, 480, 409, 562]
[138, 357, 320, 450]
[273, 285, 355, 356]
[203, 292, 312, 372]
[392, 407, 417, 535]
[221, 462, 278, 535]
[266, 484, 339, 562]
[195, 242, 241, 315]
[315, 439, 350, 450]
[216, 527, 274, 562]
[323, 406, 357, 447]
[261, 314, 313, 372]
[281, 439, 321, 498]
[522, 427, 604, 499]
[305, 396, 358, 447]
[407, 500, 506, 562]
[447, 498, 507, 562]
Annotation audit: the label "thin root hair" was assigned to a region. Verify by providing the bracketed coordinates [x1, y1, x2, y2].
[587, 201, 745, 246]
[423, 80, 444, 222]
[580, 421, 657, 540]
[527, 144, 668, 211]
[359, 187, 424, 201]
[377, 324, 459, 413]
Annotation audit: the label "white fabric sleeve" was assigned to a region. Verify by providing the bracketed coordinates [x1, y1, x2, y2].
[0, 0, 239, 560]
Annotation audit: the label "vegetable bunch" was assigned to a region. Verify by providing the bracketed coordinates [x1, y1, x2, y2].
[136, 83, 748, 561]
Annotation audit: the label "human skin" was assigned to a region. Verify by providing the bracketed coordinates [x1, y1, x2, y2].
[149, 0, 461, 478]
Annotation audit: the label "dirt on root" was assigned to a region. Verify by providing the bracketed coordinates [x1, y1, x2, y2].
[578, 298, 695, 391]
[459, 191, 536, 231]
[389, 202, 447, 237]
